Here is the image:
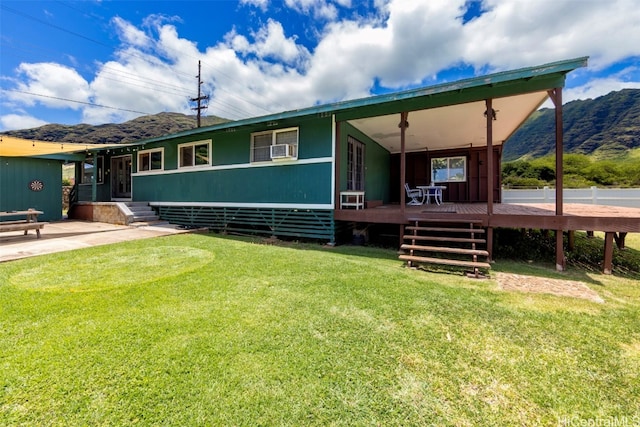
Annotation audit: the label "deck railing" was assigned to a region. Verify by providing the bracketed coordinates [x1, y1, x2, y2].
[502, 186, 640, 208]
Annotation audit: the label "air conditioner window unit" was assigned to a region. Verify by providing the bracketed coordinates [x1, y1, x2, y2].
[270, 144, 297, 159]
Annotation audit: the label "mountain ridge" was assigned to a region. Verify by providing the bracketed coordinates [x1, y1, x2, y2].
[504, 88, 640, 160]
[2, 89, 639, 160]
[1, 112, 228, 145]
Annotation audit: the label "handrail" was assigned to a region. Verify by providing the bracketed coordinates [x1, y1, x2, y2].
[69, 183, 79, 206]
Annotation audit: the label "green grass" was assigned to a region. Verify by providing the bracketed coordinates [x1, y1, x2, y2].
[1, 234, 639, 426]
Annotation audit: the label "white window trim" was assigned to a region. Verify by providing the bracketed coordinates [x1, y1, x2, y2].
[178, 139, 212, 169]
[137, 147, 165, 173]
[250, 127, 299, 163]
[80, 155, 104, 185]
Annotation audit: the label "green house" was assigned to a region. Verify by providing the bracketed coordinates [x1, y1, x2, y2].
[1, 138, 113, 222]
[69, 58, 589, 244]
[0, 156, 64, 222]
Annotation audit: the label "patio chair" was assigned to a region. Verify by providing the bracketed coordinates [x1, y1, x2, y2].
[404, 183, 423, 205]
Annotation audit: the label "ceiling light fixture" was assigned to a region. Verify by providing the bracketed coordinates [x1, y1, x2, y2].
[484, 108, 498, 121]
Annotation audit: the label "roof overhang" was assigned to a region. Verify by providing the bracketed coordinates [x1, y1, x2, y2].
[335, 58, 587, 154]
[347, 90, 548, 153]
[0, 136, 128, 160]
[0, 57, 588, 157]
[133, 57, 586, 152]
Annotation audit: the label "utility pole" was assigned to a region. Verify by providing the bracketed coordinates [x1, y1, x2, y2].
[190, 60, 209, 128]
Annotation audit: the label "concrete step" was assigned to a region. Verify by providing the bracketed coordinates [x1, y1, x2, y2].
[128, 205, 154, 212]
[125, 202, 159, 223]
[132, 214, 160, 222]
[130, 220, 171, 228]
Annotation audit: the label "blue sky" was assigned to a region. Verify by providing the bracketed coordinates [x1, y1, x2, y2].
[1, 0, 639, 131]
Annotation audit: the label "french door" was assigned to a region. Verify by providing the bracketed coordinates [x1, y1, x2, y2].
[111, 155, 132, 199]
[347, 136, 365, 191]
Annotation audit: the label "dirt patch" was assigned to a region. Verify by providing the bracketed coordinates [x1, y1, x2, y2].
[495, 272, 604, 303]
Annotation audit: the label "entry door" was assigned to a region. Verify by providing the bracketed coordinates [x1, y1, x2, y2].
[111, 155, 132, 199]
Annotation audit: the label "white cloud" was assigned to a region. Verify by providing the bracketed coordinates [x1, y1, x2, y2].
[112, 16, 152, 49]
[284, 0, 343, 20]
[564, 77, 640, 104]
[9, 63, 91, 110]
[3, 0, 640, 128]
[240, 0, 269, 12]
[231, 19, 309, 65]
[461, 0, 640, 72]
[0, 114, 48, 131]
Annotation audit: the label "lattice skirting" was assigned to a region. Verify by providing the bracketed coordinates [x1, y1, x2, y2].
[156, 205, 335, 242]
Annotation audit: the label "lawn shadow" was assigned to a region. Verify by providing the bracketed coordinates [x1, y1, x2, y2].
[198, 230, 640, 285]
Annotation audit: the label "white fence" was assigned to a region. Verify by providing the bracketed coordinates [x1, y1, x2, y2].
[502, 186, 640, 208]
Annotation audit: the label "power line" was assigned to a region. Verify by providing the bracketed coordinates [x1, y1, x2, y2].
[1, 2, 287, 119]
[99, 66, 194, 95]
[0, 4, 113, 50]
[2, 88, 153, 115]
[98, 71, 193, 97]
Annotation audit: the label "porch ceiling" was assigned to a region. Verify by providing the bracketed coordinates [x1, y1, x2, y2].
[347, 90, 548, 154]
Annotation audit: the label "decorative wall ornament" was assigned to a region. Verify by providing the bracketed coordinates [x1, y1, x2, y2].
[29, 179, 44, 192]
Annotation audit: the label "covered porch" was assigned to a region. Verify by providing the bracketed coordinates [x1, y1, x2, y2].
[335, 201, 640, 274]
[332, 57, 595, 271]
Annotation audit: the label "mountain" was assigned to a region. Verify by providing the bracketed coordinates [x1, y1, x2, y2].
[503, 89, 640, 161]
[3, 90, 639, 159]
[1, 112, 229, 145]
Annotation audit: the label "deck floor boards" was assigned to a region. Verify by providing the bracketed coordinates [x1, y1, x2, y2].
[335, 202, 640, 232]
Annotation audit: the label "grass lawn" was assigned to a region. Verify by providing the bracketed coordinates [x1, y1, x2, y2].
[1, 233, 639, 425]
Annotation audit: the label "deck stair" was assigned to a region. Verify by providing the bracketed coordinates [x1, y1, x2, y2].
[126, 202, 161, 224]
[399, 218, 491, 277]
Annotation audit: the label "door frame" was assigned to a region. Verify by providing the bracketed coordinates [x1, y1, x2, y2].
[111, 155, 132, 201]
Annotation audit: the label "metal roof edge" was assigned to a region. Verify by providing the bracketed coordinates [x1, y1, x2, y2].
[127, 57, 589, 145]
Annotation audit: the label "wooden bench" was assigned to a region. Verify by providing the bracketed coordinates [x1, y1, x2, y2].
[0, 221, 46, 238]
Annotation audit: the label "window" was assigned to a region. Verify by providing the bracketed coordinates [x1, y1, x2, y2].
[81, 156, 104, 184]
[431, 156, 467, 183]
[347, 136, 365, 191]
[251, 128, 298, 162]
[138, 148, 164, 172]
[179, 140, 211, 168]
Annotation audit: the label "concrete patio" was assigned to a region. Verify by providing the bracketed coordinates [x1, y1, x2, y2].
[0, 220, 197, 262]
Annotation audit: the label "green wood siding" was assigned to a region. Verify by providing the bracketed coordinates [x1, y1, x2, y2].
[134, 162, 332, 204]
[339, 122, 391, 202]
[130, 117, 334, 205]
[213, 132, 252, 165]
[299, 118, 333, 158]
[0, 157, 63, 221]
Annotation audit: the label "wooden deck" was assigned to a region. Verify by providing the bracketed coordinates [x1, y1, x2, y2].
[335, 202, 640, 233]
